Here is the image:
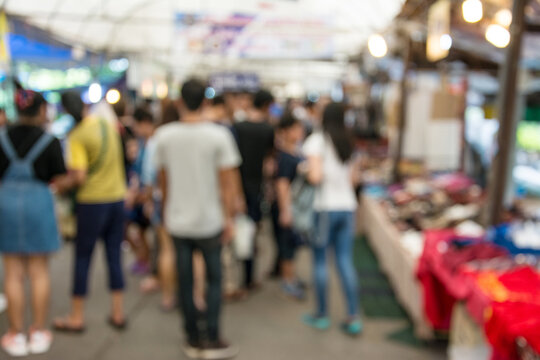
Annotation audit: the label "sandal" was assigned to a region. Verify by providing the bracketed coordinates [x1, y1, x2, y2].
[107, 316, 128, 331]
[53, 318, 86, 334]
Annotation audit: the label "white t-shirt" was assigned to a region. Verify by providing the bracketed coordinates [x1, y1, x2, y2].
[302, 132, 357, 212]
[154, 122, 241, 238]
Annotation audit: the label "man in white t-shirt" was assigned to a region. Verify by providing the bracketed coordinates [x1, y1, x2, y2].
[154, 79, 241, 360]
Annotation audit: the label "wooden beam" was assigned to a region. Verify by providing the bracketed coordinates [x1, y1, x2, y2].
[483, 0, 527, 227]
[392, 35, 412, 184]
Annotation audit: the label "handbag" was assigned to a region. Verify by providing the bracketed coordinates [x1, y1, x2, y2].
[233, 214, 256, 260]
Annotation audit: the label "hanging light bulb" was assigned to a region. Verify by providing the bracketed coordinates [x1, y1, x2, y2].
[494, 9, 512, 28]
[462, 0, 483, 23]
[106, 89, 121, 105]
[141, 79, 154, 98]
[485, 24, 510, 48]
[368, 34, 388, 58]
[88, 83, 103, 104]
[156, 82, 169, 99]
[440, 34, 453, 51]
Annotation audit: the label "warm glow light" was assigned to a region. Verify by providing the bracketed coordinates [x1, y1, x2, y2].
[156, 82, 168, 99]
[440, 34, 453, 51]
[462, 0, 483, 23]
[106, 89, 121, 105]
[141, 79, 154, 98]
[495, 8, 512, 28]
[485, 24, 510, 48]
[368, 34, 388, 58]
[88, 83, 102, 104]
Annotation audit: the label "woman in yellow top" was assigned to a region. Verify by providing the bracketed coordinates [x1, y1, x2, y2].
[54, 91, 127, 332]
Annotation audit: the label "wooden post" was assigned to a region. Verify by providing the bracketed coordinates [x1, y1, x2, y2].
[392, 35, 412, 184]
[482, 0, 527, 226]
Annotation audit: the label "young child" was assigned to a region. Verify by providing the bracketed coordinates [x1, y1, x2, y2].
[275, 113, 306, 300]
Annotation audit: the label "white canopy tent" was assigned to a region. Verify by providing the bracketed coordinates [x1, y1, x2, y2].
[1, 0, 405, 85]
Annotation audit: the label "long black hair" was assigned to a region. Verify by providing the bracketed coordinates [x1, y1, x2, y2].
[322, 102, 353, 163]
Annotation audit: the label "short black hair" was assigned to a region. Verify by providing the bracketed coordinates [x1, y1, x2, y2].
[15, 81, 47, 118]
[253, 89, 274, 110]
[181, 79, 206, 111]
[278, 113, 300, 130]
[133, 107, 153, 124]
[61, 91, 84, 124]
[212, 95, 225, 106]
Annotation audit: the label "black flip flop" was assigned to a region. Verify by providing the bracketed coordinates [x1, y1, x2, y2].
[53, 319, 86, 334]
[107, 316, 128, 331]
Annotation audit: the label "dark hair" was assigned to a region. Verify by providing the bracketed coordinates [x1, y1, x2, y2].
[14, 82, 46, 117]
[181, 79, 206, 111]
[61, 91, 85, 124]
[212, 95, 225, 106]
[113, 98, 126, 118]
[278, 113, 300, 130]
[322, 102, 353, 163]
[253, 89, 274, 110]
[160, 101, 179, 126]
[133, 107, 153, 124]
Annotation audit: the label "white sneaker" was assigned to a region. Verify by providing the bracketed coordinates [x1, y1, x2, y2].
[28, 329, 53, 355]
[1, 333, 29, 357]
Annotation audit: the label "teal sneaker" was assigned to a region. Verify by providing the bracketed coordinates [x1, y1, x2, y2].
[302, 314, 331, 331]
[340, 319, 363, 336]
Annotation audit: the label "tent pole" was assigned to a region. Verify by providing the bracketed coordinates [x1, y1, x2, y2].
[482, 0, 527, 227]
[392, 34, 412, 184]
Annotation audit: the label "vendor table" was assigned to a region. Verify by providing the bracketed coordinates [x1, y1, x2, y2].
[358, 195, 433, 339]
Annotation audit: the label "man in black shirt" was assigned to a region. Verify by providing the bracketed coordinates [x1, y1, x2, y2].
[232, 89, 275, 291]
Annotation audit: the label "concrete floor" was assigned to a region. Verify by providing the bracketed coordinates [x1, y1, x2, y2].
[0, 228, 447, 360]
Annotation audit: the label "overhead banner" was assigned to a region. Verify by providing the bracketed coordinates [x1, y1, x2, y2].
[0, 12, 10, 64]
[427, 0, 450, 62]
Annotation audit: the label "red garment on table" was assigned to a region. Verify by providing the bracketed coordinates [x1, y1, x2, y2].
[417, 230, 506, 330]
[482, 267, 540, 360]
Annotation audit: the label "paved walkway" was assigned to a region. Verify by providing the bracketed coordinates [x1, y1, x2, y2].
[0, 228, 447, 360]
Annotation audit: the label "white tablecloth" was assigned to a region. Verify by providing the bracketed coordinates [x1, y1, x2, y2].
[358, 195, 433, 339]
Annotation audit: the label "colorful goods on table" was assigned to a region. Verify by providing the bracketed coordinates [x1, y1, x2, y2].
[417, 230, 540, 360]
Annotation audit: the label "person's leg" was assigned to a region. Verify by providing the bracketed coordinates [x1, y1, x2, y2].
[173, 237, 199, 344]
[332, 212, 359, 319]
[312, 245, 328, 317]
[27, 255, 50, 330]
[2, 255, 26, 334]
[198, 235, 223, 342]
[193, 251, 207, 312]
[102, 201, 126, 324]
[157, 226, 176, 309]
[55, 204, 102, 329]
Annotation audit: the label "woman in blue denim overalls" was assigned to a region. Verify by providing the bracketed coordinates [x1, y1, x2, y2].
[0, 87, 66, 357]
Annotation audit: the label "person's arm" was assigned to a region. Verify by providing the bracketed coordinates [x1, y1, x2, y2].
[219, 167, 237, 244]
[276, 178, 293, 227]
[305, 155, 323, 185]
[158, 167, 168, 220]
[51, 137, 88, 193]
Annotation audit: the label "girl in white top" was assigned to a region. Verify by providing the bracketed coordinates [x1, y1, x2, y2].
[302, 102, 362, 336]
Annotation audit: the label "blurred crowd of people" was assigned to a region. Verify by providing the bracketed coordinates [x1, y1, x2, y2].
[0, 79, 362, 359]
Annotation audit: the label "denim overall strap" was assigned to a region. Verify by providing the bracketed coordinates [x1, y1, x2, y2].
[22, 133, 54, 166]
[0, 128, 19, 162]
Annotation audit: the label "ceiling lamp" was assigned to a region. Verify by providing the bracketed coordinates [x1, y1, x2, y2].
[106, 89, 121, 105]
[494, 8, 512, 28]
[462, 0, 483, 23]
[440, 34, 453, 51]
[485, 24, 510, 48]
[368, 34, 388, 58]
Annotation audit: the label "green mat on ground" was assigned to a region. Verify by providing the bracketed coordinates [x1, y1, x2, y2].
[353, 236, 407, 319]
